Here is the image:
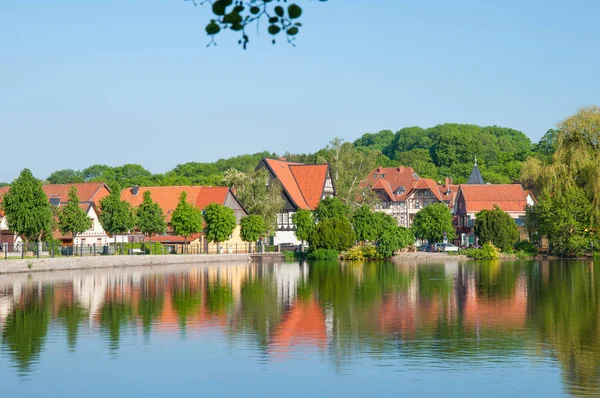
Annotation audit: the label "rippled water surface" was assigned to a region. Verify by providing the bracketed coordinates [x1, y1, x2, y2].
[1, 259, 598, 397]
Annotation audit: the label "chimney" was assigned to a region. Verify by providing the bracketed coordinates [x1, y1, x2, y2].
[132, 185, 139, 196]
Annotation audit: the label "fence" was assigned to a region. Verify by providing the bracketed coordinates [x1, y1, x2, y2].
[0, 241, 286, 259]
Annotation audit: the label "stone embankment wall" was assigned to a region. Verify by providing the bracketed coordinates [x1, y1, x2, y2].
[0, 254, 251, 274]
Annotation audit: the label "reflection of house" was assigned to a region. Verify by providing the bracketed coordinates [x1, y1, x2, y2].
[257, 158, 335, 245]
[454, 184, 535, 244]
[363, 166, 456, 228]
[121, 186, 247, 251]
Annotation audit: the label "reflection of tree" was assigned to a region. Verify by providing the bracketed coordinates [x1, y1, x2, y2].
[205, 282, 233, 316]
[137, 276, 164, 335]
[99, 300, 134, 350]
[1, 287, 52, 373]
[57, 302, 88, 350]
[532, 262, 600, 396]
[237, 276, 281, 347]
[475, 261, 520, 298]
[170, 277, 202, 330]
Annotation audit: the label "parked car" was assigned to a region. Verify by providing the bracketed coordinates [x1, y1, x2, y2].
[436, 243, 459, 252]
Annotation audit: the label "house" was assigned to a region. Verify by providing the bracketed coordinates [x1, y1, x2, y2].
[454, 184, 535, 246]
[121, 185, 248, 252]
[0, 183, 112, 251]
[256, 157, 336, 245]
[363, 166, 456, 228]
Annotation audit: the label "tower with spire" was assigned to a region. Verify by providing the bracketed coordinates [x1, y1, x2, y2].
[467, 155, 485, 184]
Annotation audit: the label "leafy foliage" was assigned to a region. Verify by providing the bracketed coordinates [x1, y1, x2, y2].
[307, 248, 339, 261]
[460, 242, 500, 260]
[1, 168, 53, 243]
[313, 196, 351, 222]
[170, 192, 203, 241]
[190, 0, 325, 49]
[203, 203, 237, 245]
[240, 214, 266, 243]
[98, 183, 136, 239]
[58, 187, 92, 239]
[342, 245, 383, 261]
[292, 209, 314, 243]
[351, 205, 379, 242]
[223, 168, 284, 232]
[474, 205, 519, 252]
[411, 203, 455, 243]
[308, 217, 356, 251]
[136, 191, 167, 238]
[377, 226, 414, 258]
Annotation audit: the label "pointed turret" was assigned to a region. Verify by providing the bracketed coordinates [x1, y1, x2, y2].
[467, 155, 485, 184]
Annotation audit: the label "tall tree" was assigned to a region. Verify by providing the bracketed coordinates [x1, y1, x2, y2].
[58, 186, 93, 253]
[98, 183, 136, 252]
[411, 203, 455, 243]
[474, 206, 519, 252]
[203, 203, 237, 253]
[240, 214, 266, 252]
[1, 169, 53, 252]
[292, 209, 314, 245]
[313, 196, 351, 222]
[46, 169, 84, 184]
[136, 191, 167, 252]
[222, 168, 284, 233]
[170, 191, 203, 251]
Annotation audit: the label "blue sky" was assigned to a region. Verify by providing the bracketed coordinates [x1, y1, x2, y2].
[1, 0, 598, 181]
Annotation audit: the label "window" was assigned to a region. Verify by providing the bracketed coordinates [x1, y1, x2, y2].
[373, 174, 378, 178]
[282, 213, 289, 225]
[417, 191, 422, 197]
[89, 218, 94, 230]
[380, 174, 385, 178]
[415, 201, 421, 209]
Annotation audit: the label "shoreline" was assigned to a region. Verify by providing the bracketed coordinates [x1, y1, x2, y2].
[0, 253, 251, 274]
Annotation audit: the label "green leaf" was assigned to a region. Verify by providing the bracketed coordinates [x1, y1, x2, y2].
[274, 6, 284, 17]
[268, 25, 281, 35]
[206, 21, 221, 35]
[288, 4, 302, 19]
[286, 27, 299, 36]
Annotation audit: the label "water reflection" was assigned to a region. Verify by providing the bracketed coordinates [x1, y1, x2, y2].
[0, 260, 598, 396]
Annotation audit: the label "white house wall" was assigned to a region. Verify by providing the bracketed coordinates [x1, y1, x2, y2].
[73, 207, 110, 246]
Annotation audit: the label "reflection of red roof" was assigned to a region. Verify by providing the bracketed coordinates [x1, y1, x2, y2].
[459, 184, 528, 213]
[270, 298, 327, 357]
[263, 158, 330, 210]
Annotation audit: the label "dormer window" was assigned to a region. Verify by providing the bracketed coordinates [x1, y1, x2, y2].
[380, 174, 385, 178]
[395, 186, 406, 195]
[373, 174, 378, 178]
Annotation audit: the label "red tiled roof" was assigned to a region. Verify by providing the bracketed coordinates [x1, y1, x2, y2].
[459, 184, 528, 213]
[121, 186, 235, 221]
[414, 178, 443, 201]
[264, 158, 329, 210]
[363, 166, 446, 202]
[42, 183, 111, 204]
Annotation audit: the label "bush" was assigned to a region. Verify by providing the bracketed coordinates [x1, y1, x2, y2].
[308, 218, 356, 251]
[284, 251, 306, 261]
[377, 226, 414, 259]
[307, 249, 339, 261]
[514, 241, 538, 256]
[474, 206, 519, 252]
[460, 242, 500, 260]
[342, 245, 383, 260]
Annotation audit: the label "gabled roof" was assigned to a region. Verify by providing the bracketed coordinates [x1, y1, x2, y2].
[413, 178, 443, 201]
[363, 166, 445, 202]
[263, 158, 330, 210]
[121, 186, 243, 221]
[43, 182, 111, 204]
[458, 184, 528, 213]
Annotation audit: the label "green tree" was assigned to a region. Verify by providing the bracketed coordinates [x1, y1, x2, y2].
[136, 190, 167, 251]
[197, 1, 323, 49]
[411, 203, 455, 243]
[240, 214, 266, 252]
[46, 169, 84, 184]
[308, 217, 356, 251]
[292, 209, 314, 244]
[57, 186, 93, 252]
[98, 182, 136, 252]
[474, 205, 519, 252]
[351, 205, 379, 242]
[170, 191, 203, 250]
[534, 187, 593, 255]
[223, 168, 284, 233]
[378, 226, 414, 258]
[1, 169, 53, 251]
[203, 203, 237, 253]
[314, 196, 351, 222]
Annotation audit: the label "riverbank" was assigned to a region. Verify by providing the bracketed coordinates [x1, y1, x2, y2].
[0, 253, 251, 274]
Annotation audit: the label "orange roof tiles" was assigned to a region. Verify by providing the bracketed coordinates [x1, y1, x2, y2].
[121, 186, 235, 221]
[363, 166, 448, 202]
[263, 158, 330, 210]
[42, 183, 111, 204]
[459, 184, 528, 213]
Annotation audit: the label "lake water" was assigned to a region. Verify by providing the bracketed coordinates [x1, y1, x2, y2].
[0, 259, 598, 397]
